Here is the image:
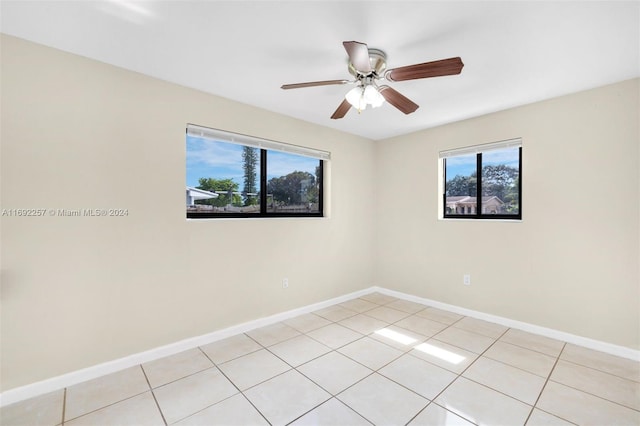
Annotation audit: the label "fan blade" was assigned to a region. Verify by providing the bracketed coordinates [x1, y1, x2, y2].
[281, 79, 349, 90]
[385, 57, 464, 82]
[330, 99, 351, 119]
[343, 41, 372, 74]
[379, 85, 419, 114]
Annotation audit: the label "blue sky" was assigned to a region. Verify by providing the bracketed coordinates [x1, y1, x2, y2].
[186, 136, 318, 188]
[445, 147, 519, 179]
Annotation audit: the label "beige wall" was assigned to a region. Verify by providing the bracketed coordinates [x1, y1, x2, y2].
[0, 35, 376, 391]
[2, 34, 638, 393]
[375, 78, 640, 350]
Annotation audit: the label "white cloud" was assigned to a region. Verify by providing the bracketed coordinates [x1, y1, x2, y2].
[267, 151, 318, 178]
[187, 137, 243, 170]
[187, 137, 320, 184]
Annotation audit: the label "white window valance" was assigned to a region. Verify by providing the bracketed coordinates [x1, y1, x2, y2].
[439, 138, 522, 159]
[187, 124, 331, 161]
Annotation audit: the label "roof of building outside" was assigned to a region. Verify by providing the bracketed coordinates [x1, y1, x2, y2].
[445, 196, 504, 204]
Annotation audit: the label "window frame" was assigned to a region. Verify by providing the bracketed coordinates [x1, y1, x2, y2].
[186, 125, 327, 219]
[441, 141, 522, 221]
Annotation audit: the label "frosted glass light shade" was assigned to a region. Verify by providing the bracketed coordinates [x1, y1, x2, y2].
[364, 85, 385, 108]
[345, 86, 367, 110]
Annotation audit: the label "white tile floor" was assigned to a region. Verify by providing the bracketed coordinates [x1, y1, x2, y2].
[2, 293, 640, 426]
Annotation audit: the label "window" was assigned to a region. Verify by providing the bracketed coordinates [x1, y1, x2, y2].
[186, 124, 328, 218]
[441, 139, 521, 220]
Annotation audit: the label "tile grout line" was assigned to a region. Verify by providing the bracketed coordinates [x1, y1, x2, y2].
[282, 396, 333, 426]
[60, 387, 67, 426]
[172, 311, 636, 425]
[523, 342, 569, 425]
[498, 338, 567, 359]
[545, 376, 640, 414]
[145, 349, 248, 423]
[140, 364, 168, 426]
[292, 345, 374, 395]
[253, 305, 622, 423]
[231, 340, 371, 426]
[529, 344, 640, 417]
[324, 306, 560, 423]
[61, 388, 151, 422]
[64, 298, 381, 425]
[144, 364, 218, 391]
[395, 315, 475, 426]
[292, 307, 381, 394]
[299, 312, 394, 423]
[560, 357, 640, 385]
[145, 323, 383, 426]
[454, 326, 570, 413]
[295, 337, 375, 387]
[324, 370, 380, 422]
[224, 329, 370, 402]
[302, 325, 367, 352]
[243, 330, 340, 377]
[315, 308, 489, 425]
[320, 310, 474, 426]
[13, 294, 638, 425]
[375, 312, 476, 426]
[150, 307, 631, 424]
[288, 309, 408, 425]
[304, 324, 410, 373]
[412, 317, 572, 385]
[264, 340, 333, 370]
[405, 325, 512, 425]
[246, 325, 304, 348]
[471, 342, 557, 380]
[197, 345, 274, 426]
[287, 400, 374, 426]
[281, 321, 389, 426]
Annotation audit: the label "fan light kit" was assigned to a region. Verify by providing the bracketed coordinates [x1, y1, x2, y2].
[345, 81, 385, 111]
[281, 41, 464, 119]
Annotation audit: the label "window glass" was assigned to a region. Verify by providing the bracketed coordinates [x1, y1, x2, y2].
[442, 142, 521, 220]
[187, 137, 260, 214]
[481, 147, 520, 215]
[444, 153, 477, 215]
[266, 151, 321, 214]
[186, 131, 324, 218]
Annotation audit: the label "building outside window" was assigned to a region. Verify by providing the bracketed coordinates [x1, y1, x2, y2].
[441, 139, 522, 220]
[186, 124, 329, 219]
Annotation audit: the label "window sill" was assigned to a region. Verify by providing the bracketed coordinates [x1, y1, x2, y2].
[187, 216, 327, 222]
[438, 217, 522, 223]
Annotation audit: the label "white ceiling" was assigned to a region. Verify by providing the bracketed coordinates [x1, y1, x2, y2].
[2, 1, 638, 140]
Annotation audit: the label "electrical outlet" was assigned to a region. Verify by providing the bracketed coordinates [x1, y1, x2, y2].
[463, 274, 471, 285]
[282, 278, 289, 288]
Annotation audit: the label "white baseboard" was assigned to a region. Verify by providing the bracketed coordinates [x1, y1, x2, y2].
[2, 285, 638, 407]
[373, 286, 640, 362]
[0, 287, 372, 407]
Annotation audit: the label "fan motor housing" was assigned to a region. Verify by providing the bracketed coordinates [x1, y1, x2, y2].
[348, 48, 387, 77]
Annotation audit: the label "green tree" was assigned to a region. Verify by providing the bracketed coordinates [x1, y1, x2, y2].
[446, 165, 519, 214]
[445, 174, 477, 197]
[481, 165, 518, 200]
[268, 171, 316, 205]
[197, 177, 241, 207]
[242, 146, 259, 206]
[305, 165, 321, 203]
[502, 175, 520, 213]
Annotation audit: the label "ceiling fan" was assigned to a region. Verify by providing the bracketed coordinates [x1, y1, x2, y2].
[281, 41, 464, 119]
